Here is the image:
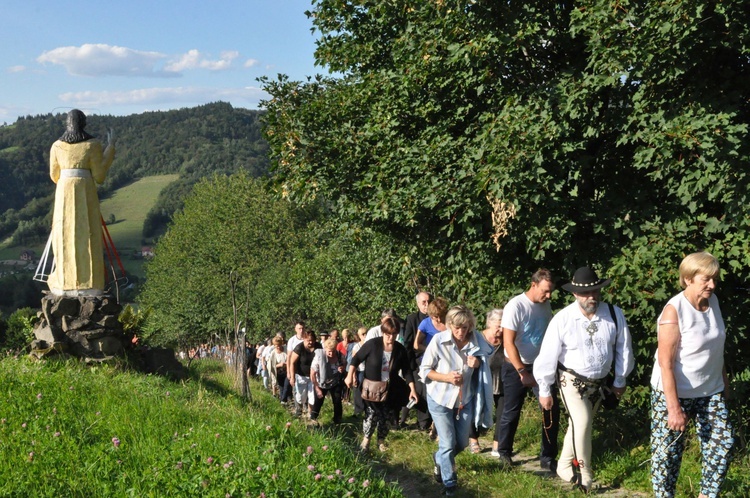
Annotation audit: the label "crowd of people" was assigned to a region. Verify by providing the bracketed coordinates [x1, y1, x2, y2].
[243, 252, 734, 498]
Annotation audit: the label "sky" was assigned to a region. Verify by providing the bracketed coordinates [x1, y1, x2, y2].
[0, 0, 323, 124]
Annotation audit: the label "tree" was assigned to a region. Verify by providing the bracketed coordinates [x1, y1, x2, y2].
[139, 173, 306, 347]
[261, 0, 750, 382]
[2, 307, 36, 352]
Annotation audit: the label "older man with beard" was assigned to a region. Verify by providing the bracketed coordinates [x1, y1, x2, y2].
[534, 266, 634, 493]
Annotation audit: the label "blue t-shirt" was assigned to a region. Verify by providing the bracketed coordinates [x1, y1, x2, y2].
[418, 317, 442, 347]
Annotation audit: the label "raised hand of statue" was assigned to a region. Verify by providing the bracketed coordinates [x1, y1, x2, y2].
[106, 128, 116, 147]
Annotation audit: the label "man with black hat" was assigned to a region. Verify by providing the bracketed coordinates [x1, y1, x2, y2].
[534, 266, 634, 492]
[495, 269, 560, 471]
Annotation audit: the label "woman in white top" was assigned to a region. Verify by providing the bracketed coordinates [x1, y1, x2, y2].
[650, 252, 733, 498]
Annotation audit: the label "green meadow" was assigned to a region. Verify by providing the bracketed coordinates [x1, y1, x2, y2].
[0, 357, 402, 498]
[99, 174, 178, 279]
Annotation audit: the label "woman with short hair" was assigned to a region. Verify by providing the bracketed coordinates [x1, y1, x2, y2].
[650, 252, 734, 498]
[421, 305, 494, 496]
[310, 337, 347, 424]
[346, 318, 417, 452]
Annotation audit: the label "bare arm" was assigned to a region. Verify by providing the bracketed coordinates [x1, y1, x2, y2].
[414, 330, 426, 354]
[656, 305, 688, 431]
[288, 351, 299, 382]
[504, 328, 536, 387]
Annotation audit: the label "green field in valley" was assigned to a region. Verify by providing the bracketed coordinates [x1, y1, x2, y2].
[97, 174, 179, 279]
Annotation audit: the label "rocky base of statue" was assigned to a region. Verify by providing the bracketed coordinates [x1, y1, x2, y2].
[30, 293, 125, 361]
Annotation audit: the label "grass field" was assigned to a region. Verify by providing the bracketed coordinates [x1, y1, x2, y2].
[96, 174, 178, 279]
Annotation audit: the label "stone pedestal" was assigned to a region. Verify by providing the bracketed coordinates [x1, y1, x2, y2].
[31, 293, 124, 360]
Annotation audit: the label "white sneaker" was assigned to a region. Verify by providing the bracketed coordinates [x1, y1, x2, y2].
[490, 450, 500, 457]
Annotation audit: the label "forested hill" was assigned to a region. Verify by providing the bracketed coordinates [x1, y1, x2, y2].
[0, 102, 269, 245]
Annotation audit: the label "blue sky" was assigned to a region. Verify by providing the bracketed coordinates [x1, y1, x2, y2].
[0, 0, 322, 124]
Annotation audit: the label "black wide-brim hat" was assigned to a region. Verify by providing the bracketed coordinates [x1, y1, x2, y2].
[561, 266, 611, 293]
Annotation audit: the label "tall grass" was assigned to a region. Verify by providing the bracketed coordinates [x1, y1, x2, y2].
[0, 357, 403, 497]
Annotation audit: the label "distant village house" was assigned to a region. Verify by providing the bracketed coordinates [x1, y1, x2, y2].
[20, 249, 36, 261]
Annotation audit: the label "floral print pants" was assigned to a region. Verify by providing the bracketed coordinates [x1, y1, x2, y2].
[363, 401, 390, 440]
[650, 390, 734, 498]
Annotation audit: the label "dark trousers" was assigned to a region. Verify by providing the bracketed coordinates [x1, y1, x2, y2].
[280, 374, 292, 402]
[469, 394, 504, 439]
[310, 384, 343, 423]
[415, 379, 432, 430]
[353, 371, 365, 415]
[276, 370, 288, 401]
[496, 361, 559, 462]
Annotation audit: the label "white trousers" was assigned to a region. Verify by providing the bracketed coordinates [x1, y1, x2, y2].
[556, 370, 601, 490]
[294, 374, 315, 407]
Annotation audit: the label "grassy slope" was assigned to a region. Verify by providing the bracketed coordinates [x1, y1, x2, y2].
[1, 356, 747, 497]
[0, 358, 401, 498]
[94, 174, 178, 279]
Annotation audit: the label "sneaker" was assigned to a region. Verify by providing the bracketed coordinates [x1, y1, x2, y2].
[433, 453, 442, 484]
[490, 449, 500, 458]
[443, 486, 457, 496]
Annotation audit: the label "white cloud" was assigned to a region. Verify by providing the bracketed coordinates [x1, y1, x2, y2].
[37, 44, 169, 77]
[36, 44, 257, 78]
[7, 65, 26, 73]
[164, 49, 239, 72]
[57, 86, 267, 107]
[244, 58, 259, 68]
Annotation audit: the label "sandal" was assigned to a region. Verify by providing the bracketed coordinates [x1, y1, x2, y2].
[469, 441, 481, 454]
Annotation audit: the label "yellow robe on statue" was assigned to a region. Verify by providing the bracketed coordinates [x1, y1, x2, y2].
[47, 139, 115, 294]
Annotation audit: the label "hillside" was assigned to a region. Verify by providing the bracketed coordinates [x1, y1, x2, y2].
[99, 174, 180, 279]
[0, 102, 270, 247]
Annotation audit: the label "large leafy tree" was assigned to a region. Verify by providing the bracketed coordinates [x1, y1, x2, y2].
[261, 0, 750, 380]
[139, 173, 305, 346]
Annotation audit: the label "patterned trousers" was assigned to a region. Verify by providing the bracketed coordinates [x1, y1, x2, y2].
[650, 390, 734, 498]
[363, 401, 390, 440]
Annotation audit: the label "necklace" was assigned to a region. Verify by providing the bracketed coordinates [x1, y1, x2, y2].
[585, 321, 598, 339]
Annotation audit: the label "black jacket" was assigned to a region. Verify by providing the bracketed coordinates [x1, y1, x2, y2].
[351, 338, 414, 407]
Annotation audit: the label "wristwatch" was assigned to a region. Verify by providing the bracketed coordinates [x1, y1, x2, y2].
[516, 367, 526, 374]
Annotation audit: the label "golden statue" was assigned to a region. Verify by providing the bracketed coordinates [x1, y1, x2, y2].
[47, 109, 115, 296]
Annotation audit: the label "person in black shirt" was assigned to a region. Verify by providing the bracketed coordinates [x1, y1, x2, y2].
[289, 330, 321, 418]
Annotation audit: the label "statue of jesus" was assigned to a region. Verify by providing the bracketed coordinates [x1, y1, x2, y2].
[47, 109, 115, 296]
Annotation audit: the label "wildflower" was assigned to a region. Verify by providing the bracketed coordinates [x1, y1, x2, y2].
[256, 465, 262, 472]
[327, 475, 334, 480]
[363, 480, 370, 488]
[36, 393, 42, 400]
[265, 425, 272, 431]
[69, 386, 74, 391]
[28, 452, 34, 462]
[306, 446, 313, 454]
[314, 474, 321, 481]
[285, 422, 292, 429]
[272, 474, 278, 480]
[322, 445, 328, 451]
[52, 408, 57, 414]
[176, 461, 183, 470]
[215, 433, 220, 438]
[166, 391, 171, 397]
[191, 443, 197, 448]
[335, 469, 342, 475]
[348, 477, 355, 484]
[206, 457, 214, 465]
[226, 494, 231, 498]
[96, 411, 101, 416]
[1, 418, 5, 424]
[54, 432, 61, 437]
[21, 423, 27, 428]
[307, 465, 315, 471]
[112, 437, 121, 448]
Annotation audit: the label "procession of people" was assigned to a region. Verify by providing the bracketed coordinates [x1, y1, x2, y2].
[238, 254, 733, 497]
